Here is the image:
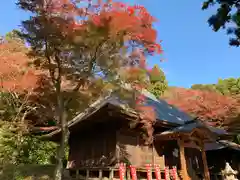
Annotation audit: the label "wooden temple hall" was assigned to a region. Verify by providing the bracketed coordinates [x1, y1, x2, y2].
[47, 91, 232, 180]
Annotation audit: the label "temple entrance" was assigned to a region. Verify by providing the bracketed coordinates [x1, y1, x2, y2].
[185, 147, 204, 180]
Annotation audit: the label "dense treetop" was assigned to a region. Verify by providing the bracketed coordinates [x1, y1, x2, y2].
[163, 87, 240, 129]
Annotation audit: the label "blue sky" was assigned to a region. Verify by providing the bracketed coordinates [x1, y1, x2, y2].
[1, 0, 239, 88]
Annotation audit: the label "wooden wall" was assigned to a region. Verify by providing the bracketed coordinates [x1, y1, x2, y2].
[65, 112, 183, 170]
[67, 121, 118, 169]
[116, 129, 165, 168]
[67, 127, 180, 169]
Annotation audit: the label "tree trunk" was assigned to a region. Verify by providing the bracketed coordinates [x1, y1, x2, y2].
[54, 113, 68, 180]
[54, 81, 69, 180]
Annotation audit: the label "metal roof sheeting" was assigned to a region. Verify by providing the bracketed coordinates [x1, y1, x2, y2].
[205, 140, 240, 151]
[141, 90, 193, 124]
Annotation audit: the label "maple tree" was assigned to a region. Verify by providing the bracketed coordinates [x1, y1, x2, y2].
[128, 65, 167, 143]
[16, 0, 162, 179]
[190, 78, 240, 132]
[0, 32, 58, 169]
[0, 30, 118, 169]
[163, 87, 240, 127]
[0, 30, 42, 92]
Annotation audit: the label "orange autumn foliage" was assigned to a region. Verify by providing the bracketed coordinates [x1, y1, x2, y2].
[163, 87, 240, 127]
[25, 0, 162, 55]
[0, 41, 40, 92]
[135, 103, 156, 143]
[15, 0, 163, 144]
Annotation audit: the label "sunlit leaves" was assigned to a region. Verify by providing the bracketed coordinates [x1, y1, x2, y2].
[147, 65, 168, 98]
[0, 91, 56, 166]
[191, 77, 240, 97]
[163, 87, 240, 127]
[0, 34, 40, 92]
[190, 78, 240, 131]
[0, 122, 57, 166]
[16, 0, 162, 150]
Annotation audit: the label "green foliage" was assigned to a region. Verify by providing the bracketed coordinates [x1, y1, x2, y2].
[202, 0, 240, 46]
[0, 125, 57, 166]
[5, 30, 23, 43]
[191, 84, 216, 92]
[0, 164, 56, 180]
[0, 91, 57, 167]
[191, 77, 240, 97]
[0, 30, 26, 53]
[148, 81, 167, 98]
[147, 65, 168, 97]
[233, 134, 240, 144]
[0, 91, 31, 122]
[215, 78, 240, 96]
[148, 65, 166, 83]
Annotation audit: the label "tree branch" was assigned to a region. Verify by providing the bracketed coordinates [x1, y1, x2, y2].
[63, 38, 108, 108]
[45, 40, 57, 85]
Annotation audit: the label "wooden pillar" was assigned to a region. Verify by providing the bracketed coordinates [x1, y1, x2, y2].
[200, 141, 210, 180]
[109, 169, 114, 180]
[177, 138, 190, 180]
[86, 170, 89, 180]
[152, 144, 155, 166]
[99, 169, 103, 180]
